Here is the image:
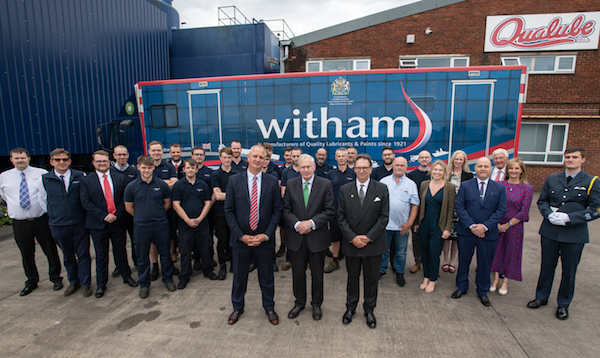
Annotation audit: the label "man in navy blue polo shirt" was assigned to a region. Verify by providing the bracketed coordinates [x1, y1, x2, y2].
[172, 159, 216, 289]
[280, 147, 302, 271]
[191, 146, 216, 269]
[263, 143, 281, 176]
[324, 147, 355, 273]
[231, 140, 249, 172]
[371, 146, 395, 181]
[315, 148, 333, 178]
[212, 147, 237, 280]
[148, 141, 178, 280]
[124, 155, 176, 298]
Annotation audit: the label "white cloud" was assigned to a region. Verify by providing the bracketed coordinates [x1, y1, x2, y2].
[172, 0, 420, 36]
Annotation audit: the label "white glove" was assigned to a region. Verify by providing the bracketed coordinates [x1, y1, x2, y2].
[548, 212, 570, 226]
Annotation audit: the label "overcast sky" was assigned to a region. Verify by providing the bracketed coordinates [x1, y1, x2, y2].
[172, 0, 419, 37]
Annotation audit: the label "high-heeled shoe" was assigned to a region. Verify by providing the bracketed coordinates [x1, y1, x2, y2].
[490, 282, 499, 293]
[498, 280, 508, 295]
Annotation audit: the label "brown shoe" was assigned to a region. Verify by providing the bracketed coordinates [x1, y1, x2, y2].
[410, 263, 421, 274]
[282, 262, 292, 271]
[81, 286, 93, 297]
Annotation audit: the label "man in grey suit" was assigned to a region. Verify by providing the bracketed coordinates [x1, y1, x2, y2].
[283, 154, 335, 321]
[338, 154, 389, 329]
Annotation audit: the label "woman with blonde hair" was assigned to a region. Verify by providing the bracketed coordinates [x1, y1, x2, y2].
[490, 157, 533, 295]
[443, 150, 473, 273]
[416, 160, 455, 292]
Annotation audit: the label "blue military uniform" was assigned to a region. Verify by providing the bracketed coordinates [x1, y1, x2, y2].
[535, 170, 600, 308]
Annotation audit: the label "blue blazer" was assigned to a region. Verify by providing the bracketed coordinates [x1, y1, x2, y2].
[80, 172, 127, 230]
[455, 177, 507, 241]
[224, 171, 282, 249]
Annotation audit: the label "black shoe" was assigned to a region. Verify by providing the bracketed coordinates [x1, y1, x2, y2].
[325, 248, 333, 258]
[178, 280, 188, 290]
[396, 273, 405, 287]
[218, 264, 227, 280]
[379, 271, 386, 279]
[273, 262, 279, 272]
[81, 286, 93, 297]
[150, 264, 159, 281]
[276, 246, 286, 257]
[172, 266, 180, 276]
[204, 272, 218, 280]
[64, 284, 80, 296]
[212, 259, 218, 267]
[527, 299, 548, 309]
[288, 306, 304, 319]
[95, 286, 106, 298]
[479, 295, 490, 307]
[111, 267, 120, 278]
[451, 290, 466, 299]
[342, 309, 355, 325]
[313, 307, 322, 321]
[20, 284, 38, 297]
[53, 281, 64, 291]
[248, 263, 256, 272]
[123, 276, 139, 287]
[193, 259, 201, 271]
[139, 287, 149, 298]
[165, 281, 177, 292]
[365, 312, 377, 329]
[556, 307, 568, 320]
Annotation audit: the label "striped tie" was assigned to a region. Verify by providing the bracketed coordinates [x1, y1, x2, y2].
[249, 176, 258, 231]
[19, 172, 31, 210]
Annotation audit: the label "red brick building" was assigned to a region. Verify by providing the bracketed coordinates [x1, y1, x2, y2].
[285, 0, 600, 189]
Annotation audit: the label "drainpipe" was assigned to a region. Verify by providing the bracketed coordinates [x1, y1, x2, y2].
[279, 40, 292, 73]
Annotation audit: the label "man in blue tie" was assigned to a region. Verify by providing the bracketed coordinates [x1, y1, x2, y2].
[452, 157, 507, 307]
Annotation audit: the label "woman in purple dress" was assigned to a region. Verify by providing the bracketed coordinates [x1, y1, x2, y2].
[490, 157, 533, 295]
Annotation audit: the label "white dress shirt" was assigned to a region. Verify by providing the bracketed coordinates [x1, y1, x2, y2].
[97, 170, 114, 198]
[491, 166, 505, 182]
[294, 175, 316, 231]
[0, 166, 48, 219]
[247, 170, 263, 223]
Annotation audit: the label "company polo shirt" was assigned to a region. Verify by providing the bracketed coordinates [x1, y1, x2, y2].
[232, 159, 248, 172]
[171, 177, 211, 230]
[280, 166, 300, 187]
[196, 165, 213, 189]
[316, 162, 334, 179]
[326, 166, 356, 207]
[264, 167, 279, 180]
[371, 165, 393, 181]
[111, 164, 138, 185]
[124, 176, 170, 225]
[153, 161, 177, 181]
[210, 167, 239, 218]
[268, 161, 281, 176]
[380, 174, 419, 231]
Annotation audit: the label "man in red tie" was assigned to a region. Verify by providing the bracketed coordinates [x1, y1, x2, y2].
[491, 148, 508, 182]
[80, 150, 138, 298]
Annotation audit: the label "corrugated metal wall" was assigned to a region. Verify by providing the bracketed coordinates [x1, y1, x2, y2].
[0, 0, 170, 156]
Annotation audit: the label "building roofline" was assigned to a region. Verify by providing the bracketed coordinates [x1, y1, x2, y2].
[290, 0, 467, 47]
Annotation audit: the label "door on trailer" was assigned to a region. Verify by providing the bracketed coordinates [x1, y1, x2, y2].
[187, 90, 223, 156]
[448, 80, 496, 159]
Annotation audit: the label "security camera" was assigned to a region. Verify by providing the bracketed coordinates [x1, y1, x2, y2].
[425, 28, 433, 35]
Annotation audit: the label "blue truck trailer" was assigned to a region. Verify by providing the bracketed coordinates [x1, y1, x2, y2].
[131, 66, 526, 168]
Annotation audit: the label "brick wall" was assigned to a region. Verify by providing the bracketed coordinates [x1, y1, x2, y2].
[286, 0, 600, 188]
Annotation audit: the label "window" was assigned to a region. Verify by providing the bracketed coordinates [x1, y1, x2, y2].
[501, 55, 576, 74]
[399, 55, 469, 68]
[150, 104, 178, 128]
[518, 123, 569, 164]
[305, 59, 371, 72]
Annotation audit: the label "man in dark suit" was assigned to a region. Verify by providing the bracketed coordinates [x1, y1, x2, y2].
[80, 150, 138, 298]
[527, 146, 600, 320]
[452, 157, 507, 307]
[224, 144, 282, 325]
[338, 154, 389, 329]
[283, 154, 335, 321]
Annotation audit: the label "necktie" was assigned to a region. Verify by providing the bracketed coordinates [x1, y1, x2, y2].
[19, 172, 31, 210]
[60, 175, 66, 192]
[495, 170, 502, 182]
[566, 176, 572, 185]
[303, 181, 310, 207]
[359, 184, 365, 206]
[174, 163, 178, 169]
[249, 176, 258, 230]
[479, 181, 485, 202]
[104, 174, 117, 214]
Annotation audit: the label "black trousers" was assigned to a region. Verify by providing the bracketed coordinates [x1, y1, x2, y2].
[214, 216, 231, 265]
[12, 214, 62, 286]
[288, 237, 326, 308]
[90, 224, 132, 288]
[535, 236, 585, 308]
[179, 226, 212, 281]
[345, 255, 382, 314]
[411, 226, 422, 264]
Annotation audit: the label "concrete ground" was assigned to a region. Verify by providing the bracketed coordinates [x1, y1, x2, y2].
[1, 192, 599, 358]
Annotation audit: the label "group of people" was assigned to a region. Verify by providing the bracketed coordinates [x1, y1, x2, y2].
[1, 141, 597, 326]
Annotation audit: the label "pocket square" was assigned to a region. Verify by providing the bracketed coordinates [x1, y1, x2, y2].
[374, 197, 381, 202]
